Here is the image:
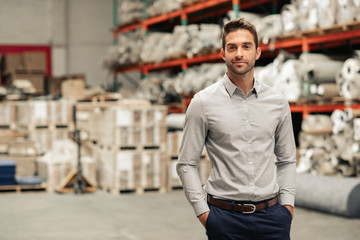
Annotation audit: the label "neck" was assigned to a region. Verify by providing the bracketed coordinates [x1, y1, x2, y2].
[227, 70, 254, 96]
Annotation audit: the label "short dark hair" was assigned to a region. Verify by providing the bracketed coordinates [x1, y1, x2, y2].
[222, 18, 259, 50]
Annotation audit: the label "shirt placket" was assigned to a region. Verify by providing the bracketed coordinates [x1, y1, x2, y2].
[243, 94, 256, 200]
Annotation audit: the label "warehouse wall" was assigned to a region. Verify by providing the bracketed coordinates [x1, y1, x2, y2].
[67, 0, 113, 88]
[0, 0, 113, 88]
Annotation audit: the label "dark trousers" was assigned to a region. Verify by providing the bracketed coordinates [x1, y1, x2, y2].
[206, 202, 292, 240]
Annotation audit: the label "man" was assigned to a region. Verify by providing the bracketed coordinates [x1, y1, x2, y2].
[176, 18, 296, 240]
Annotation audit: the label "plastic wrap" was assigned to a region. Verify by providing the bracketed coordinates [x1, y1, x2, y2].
[280, 4, 300, 33]
[147, 0, 186, 17]
[336, 57, 360, 99]
[254, 14, 283, 45]
[273, 59, 303, 101]
[117, 0, 143, 26]
[298, 0, 318, 31]
[336, 0, 358, 24]
[317, 0, 336, 28]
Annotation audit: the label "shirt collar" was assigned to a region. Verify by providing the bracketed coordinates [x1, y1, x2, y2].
[223, 73, 260, 97]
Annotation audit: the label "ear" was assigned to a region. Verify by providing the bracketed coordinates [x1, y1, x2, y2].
[220, 48, 226, 61]
[255, 47, 261, 60]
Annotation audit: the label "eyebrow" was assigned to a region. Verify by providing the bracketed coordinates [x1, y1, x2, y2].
[226, 42, 253, 47]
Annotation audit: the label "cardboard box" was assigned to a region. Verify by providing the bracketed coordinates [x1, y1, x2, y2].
[23, 52, 46, 72]
[3, 53, 25, 75]
[61, 79, 85, 100]
[13, 72, 45, 95]
[47, 77, 65, 96]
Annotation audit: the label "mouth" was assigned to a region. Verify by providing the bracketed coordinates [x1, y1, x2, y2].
[233, 61, 246, 65]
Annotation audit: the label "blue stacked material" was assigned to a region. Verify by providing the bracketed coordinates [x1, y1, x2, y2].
[0, 159, 17, 186]
[16, 176, 42, 185]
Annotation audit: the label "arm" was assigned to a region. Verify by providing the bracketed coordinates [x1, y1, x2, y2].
[274, 101, 297, 216]
[176, 94, 210, 218]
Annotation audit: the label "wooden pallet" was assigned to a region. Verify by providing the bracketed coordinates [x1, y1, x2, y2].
[0, 184, 46, 193]
[18, 123, 74, 131]
[107, 186, 167, 195]
[276, 20, 360, 41]
[289, 97, 360, 106]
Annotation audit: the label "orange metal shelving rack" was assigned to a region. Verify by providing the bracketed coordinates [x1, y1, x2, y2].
[112, 0, 360, 115]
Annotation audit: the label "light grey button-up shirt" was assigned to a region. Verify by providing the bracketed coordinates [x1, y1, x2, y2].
[176, 74, 296, 217]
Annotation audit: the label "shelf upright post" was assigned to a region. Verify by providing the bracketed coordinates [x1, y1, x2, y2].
[233, 0, 240, 18]
[181, 10, 188, 73]
[181, 10, 188, 26]
[113, 0, 119, 92]
[301, 37, 311, 106]
[143, 0, 148, 21]
[272, 0, 278, 14]
[141, 0, 149, 80]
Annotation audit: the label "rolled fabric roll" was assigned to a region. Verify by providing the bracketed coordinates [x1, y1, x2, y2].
[166, 113, 185, 130]
[274, 59, 302, 101]
[317, 0, 336, 28]
[332, 134, 348, 157]
[355, 0, 360, 20]
[298, 0, 318, 31]
[280, 4, 299, 33]
[296, 173, 360, 218]
[302, 61, 343, 83]
[317, 83, 340, 98]
[299, 53, 331, 63]
[331, 109, 352, 134]
[336, 0, 357, 24]
[341, 58, 360, 81]
[354, 118, 360, 141]
[257, 14, 283, 45]
[299, 131, 333, 150]
[340, 80, 360, 99]
[301, 114, 333, 133]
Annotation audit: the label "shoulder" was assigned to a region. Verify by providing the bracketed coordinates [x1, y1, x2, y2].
[258, 81, 288, 106]
[195, 79, 224, 102]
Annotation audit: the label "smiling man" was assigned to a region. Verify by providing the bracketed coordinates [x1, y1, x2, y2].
[177, 18, 296, 240]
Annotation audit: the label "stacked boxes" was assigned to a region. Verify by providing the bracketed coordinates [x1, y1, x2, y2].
[0, 100, 74, 187]
[96, 104, 168, 193]
[98, 148, 168, 193]
[17, 99, 74, 128]
[2, 52, 46, 95]
[16, 100, 74, 154]
[0, 101, 18, 129]
[97, 105, 167, 147]
[166, 130, 211, 190]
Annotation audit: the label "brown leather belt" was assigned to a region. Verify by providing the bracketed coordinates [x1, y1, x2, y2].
[207, 195, 278, 214]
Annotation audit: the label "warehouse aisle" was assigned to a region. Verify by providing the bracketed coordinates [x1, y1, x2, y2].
[0, 190, 359, 240]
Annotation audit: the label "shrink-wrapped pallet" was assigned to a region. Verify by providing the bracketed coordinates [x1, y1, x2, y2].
[98, 147, 167, 193]
[37, 139, 96, 192]
[97, 105, 167, 147]
[0, 101, 18, 129]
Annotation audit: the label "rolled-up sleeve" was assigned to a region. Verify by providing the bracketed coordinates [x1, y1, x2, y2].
[176, 94, 209, 217]
[274, 101, 297, 207]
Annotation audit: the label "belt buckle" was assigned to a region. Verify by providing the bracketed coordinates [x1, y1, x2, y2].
[242, 204, 256, 214]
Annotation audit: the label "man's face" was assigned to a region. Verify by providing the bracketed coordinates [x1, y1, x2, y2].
[221, 29, 261, 76]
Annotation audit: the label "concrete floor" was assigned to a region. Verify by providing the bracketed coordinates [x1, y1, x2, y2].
[0, 190, 359, 240]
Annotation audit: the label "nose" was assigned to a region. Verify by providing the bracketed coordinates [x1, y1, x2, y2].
[235, 47, 243, 58]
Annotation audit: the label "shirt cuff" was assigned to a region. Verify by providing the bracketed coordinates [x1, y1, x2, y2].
[193, 199, 210, 217]
[279, 193, 295, 208]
